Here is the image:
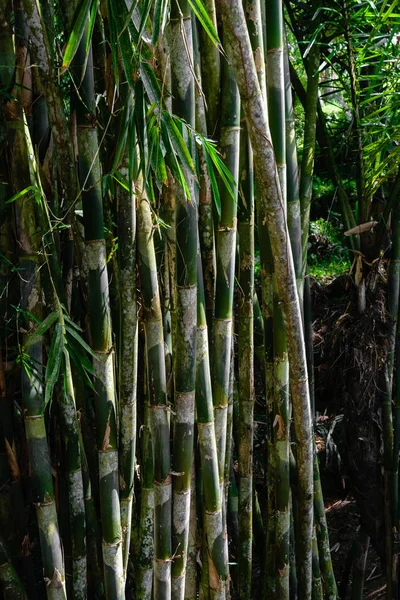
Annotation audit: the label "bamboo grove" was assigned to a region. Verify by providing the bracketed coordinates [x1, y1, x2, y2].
[0, 0, 400, 599]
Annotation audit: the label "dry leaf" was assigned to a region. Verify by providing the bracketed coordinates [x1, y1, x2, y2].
[344, 221, 378, 236]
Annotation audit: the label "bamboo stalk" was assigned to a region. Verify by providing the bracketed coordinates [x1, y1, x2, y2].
[3, 8, 66, 595]
[212, 54, 240, 489]
[299, 43, 320, 277]
[237, 122, 255, 600]
[136, 384, 154, 600]
[198, 0, 220, 136]
[196, 253, 227, 598]
[266, 3, 291, 596]
[266, 0, 286, 201]
[70, 32, 124, 598]
[214, 3, 314, 598]
[313, 451, 337, 599]
[194, 16, 216, 331]
[170, 2, 198, 596]
[137, 190, 171, 600]
[117, 140, 138, 579]
[284, 35, 302, 303]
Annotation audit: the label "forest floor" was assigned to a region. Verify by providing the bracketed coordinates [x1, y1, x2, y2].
[312, 273, 388, 599]
[326, 496, 385, 599]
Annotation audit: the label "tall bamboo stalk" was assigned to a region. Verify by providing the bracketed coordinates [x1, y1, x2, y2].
[22, 0, 78, 208]
[117, 140, 138, 579]
[266, 3, 290, 597]
[284, 36, 302, 303]
[136, 381, 154, 600]
[196, 252, 227, 599]
[198, 0, 220, 136]
[313, 452, 337, 599]
[237, 123, 255, 600]
[214, 3, 314, 598]
[266, 0, 286, 201]
[299, 43, 320, 277]
[137, 190, 171, 600]
[170, 2, 198, 596]
[70, 33, 124, 598]
[194, 17, 216, 331]
[3, 6, 66, 595]
[213, 54, 240, 487]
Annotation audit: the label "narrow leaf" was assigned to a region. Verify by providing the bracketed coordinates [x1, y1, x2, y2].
[45, 323, 64, 406]
[62, 0, 93, 72]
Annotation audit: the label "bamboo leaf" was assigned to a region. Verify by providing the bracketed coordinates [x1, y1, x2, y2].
[61, 0, 93, 72]
[6, 186, 37, 204]
[25, 311, 59, 349]
[63, 314, 83, 332]
[45, 323, 64, 406]
[65, 324, 97, 358]
[187, 0, 220, 46]
[162, 111, 194, 172]
[202, 142, 221, 216]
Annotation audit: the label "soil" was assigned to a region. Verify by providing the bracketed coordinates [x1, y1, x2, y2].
[312, 268, 391, 599]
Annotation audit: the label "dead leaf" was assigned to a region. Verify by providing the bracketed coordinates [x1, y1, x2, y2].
[355, 255, 363, 287]
[273, 414, 285, 440]
[5, 438, 21, 481]
[344, 221, 378, 236]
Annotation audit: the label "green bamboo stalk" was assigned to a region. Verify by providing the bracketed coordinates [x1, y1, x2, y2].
[350, 529, 369, 600]
[59, 350, 87, 600]
[311, 529, 323, 600]
[34, 79, 87, 599]
[117, 145, 138, 579]
[196, 252, 227, 599]
[266, 0, 286, 201]
[184, 457, 198, 600]
[266, 3, 290, 597]
[198, 0, 220, 136]
[253, 292, 265, 372]
[22, 0, 78, 209]
[343, 0, 366, 224]
[194, 17, 216, 331]
[288, 61, 359, 252]
[237, 122, 255, 600]
[70, 34, 123, 599]
[137, 191, 171, 600]
[170, 3, 198, 597]
[3, 10, 66, 596]
[299, 42, 320, 276]
[213, 54, 240, 487]
[214, 3, 314, 598]
[136, 388, 154, 600]
[284, 36, 302, 302]
[313, 451, 337, 599]
[0, 536, 27, 600]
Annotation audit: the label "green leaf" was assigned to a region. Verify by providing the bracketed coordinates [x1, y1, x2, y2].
[162, 111, 195, 172]
[6, 186, 37, 204]
[202, 142, 221, 216]
[62, 0, 93, 72]
[45, 323, 64, 406]
[25, 311, 59, 349]
[67, 345, 96, 391]
[63, 313, 83, 332]
[188, 0, 220, 47]
[65, 324, 96, 358]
